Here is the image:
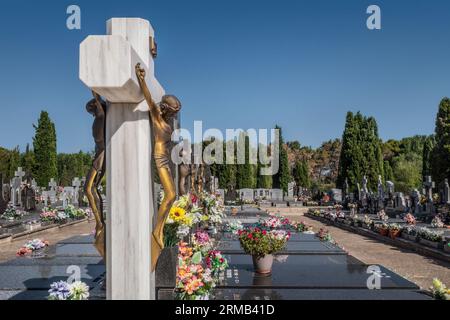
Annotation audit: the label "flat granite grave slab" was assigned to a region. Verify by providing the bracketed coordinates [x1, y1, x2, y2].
[217, 240, 346, 255]
[217, 254, 418, 290]
[157, 288, 431, 300]
[0, 265, 105, 290]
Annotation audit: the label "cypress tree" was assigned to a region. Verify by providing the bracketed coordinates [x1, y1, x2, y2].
[293, 160, 310, 189]
[431, 97, 450, 184]
[422, 135, 435, 179]
[20, 144, 35, 177]
[33, 111, 57, 187]
[236, 133, 257, 189]
[337, 112, 383, 191]
[8, 147, 20, 180]
[384, 160, 394, 182]
[272, 125, 290, 192]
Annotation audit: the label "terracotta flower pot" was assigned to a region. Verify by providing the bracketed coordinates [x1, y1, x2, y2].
[389, 229, 401, 239]
[252, 254, 274, 274]
[379, 228, 389, 236]
[231, 207, 238, 216]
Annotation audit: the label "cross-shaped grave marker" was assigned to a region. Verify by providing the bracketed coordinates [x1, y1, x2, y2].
[80, 18, 164, 300]
[72, 177, 81, 206]
[48, 178, 57, 191]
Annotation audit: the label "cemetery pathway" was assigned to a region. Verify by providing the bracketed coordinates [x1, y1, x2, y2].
[0, 220, 95, 263]
[271, 208, 450, 290]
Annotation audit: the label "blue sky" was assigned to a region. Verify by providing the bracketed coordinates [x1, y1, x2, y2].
[0, 0, 449, 153]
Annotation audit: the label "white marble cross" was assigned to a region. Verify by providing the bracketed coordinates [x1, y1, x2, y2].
[48, 178, 57, 191]
[80, 18, 164, 300]
[14, 167, 25, 181]
[72, 178, 81, 205]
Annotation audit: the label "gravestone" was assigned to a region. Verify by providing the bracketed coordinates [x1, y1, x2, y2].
[394, 192, 406, 211]
[80, 17, 162, 299]
[270, 189, 283, 202]
[41, 191, 49, 207]
[239, 189, 254, 202]
[0, 174, 6, 214]
[423, 176, 435, 214]
[72, 178, 81, 206]
[216, 189, 225, 200]
[22, 185, 36, 212]
[10, 177, 21, 207]
[411, 189, 421, 214]
[286, 182, 296, 201]
[60, 190, 69, 209]
[48, 178, 57, 191]
[443, 179, 450, 204]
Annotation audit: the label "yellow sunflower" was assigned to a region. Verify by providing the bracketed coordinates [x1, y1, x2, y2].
[169, 207, 186, 222]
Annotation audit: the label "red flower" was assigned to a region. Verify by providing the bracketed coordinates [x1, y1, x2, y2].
[262, 230, 267, 235]
[247, 233, 253, 239]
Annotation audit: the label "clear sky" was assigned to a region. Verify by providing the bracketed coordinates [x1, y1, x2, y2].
[0, 0, 449, 153]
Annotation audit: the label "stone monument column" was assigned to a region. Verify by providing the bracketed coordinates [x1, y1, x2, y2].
[80, 18, 164, 300]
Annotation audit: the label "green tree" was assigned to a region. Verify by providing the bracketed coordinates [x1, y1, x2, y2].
[272, 125, 290, 192]
[236, 133, 257, 189]
[33, 111, 57, 187]
[383, 160, 394, 182]
[431, 98, 450, 184]
[293, 160, 310, 189]
[8, 146, 21, 179]
[422, 135, 435, 179]
[20, 143, 35, 177]
[392, 154, 422, 192]
[256, 143, 273, 189]
[337, 112, 383, 191]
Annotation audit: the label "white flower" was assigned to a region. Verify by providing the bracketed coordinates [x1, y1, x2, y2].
[176, 225, 190, 239]
[69, 281, 90, 300]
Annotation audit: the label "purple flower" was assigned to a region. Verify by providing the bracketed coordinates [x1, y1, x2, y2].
[48, 281, 71, 300]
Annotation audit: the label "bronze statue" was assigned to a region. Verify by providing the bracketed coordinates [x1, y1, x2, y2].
[135, 63, 182, 270]
[85, 91, 107, 259]
[179, 161, 190, 196]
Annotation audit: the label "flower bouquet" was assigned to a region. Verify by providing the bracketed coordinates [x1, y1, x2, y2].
[191, 230, 214, 255]
[316, 228, 334, 243]
[175, 242, 215, 300]
[224, 220, 244, 235]
[238, 227, 290, 274]
[164, 194, 206, 247]
[48, 280, 90, 300]
[403, 213, 416, 225]
[1, 205, 25, 221]
[430, 278, 449, 300]
[290, 220, 307, 232]
[205, 250, 228, 276]
[40, 208, 59, 223]
[64, 205, 88, 220]
[431, 216, 444, 228]
[17, 239, 49, 256]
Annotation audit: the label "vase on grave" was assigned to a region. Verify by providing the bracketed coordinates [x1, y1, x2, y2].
[252, 254, 274, 275]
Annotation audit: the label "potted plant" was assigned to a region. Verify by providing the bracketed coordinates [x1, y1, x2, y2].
[378, 223, 389, 236]
[362, 215, 373, 230]
[418, 227, 443, 249]
[388, 223, 401, 239]
[238, 228, 290, 274]
[401, 225, 418, 242]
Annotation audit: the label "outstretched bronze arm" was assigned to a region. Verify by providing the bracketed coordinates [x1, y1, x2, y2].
[135, 63, 161, 122]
